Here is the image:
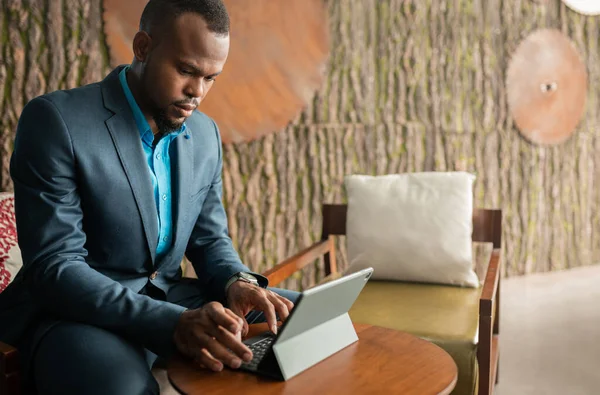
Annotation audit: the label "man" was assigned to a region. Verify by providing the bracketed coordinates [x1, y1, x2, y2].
[0, 0, 298, 393]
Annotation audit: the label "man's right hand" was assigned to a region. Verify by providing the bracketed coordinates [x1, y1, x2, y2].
[173, 302, 253, 372]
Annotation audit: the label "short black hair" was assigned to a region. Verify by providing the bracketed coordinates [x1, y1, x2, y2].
[140, 0, 230, 37]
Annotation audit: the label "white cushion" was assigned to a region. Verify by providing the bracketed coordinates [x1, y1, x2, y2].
[344, 172, 479, 288]
[0, 193, 22, 293]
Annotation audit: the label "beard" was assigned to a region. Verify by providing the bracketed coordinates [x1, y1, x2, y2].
[141, 67, 185, 136]
[152, 106, 184, 136]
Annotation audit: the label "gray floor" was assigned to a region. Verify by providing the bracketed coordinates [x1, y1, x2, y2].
[496, 265, 600, 395]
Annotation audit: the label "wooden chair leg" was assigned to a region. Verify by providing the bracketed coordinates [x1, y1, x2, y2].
[496, 364, 499, 385]
[477, 316, 493, 395]
[0, 341, 21, 395]
[494, 270, 500, 387]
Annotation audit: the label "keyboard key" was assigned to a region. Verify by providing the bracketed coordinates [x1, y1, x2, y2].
[242, 336, 275, 371]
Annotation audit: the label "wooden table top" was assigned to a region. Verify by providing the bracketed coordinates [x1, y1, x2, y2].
[168, 323, 458, 395]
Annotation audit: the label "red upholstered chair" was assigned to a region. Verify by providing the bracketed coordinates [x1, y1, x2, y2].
[0, 193, 21, 395]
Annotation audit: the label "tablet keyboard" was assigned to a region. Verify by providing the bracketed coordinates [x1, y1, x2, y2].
[242, 336, 275, 371]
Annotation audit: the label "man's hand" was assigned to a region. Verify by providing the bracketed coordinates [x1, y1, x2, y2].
[173, 302, 253, 372]
[226, 281, 295, 337]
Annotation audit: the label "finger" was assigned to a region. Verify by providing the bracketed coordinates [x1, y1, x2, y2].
[195, 347, 223, 372]
[224, 308, 246, 337]
[203, 324, 253, 363]
[242, 320, 249, 338]
[254, 292, 278, 334]
[267, 292, 290, 322]
[225, 308, 249, 339]
[279, 295, 295, 312]
[197, 332, 248, 369]
[205, 302, 244, 334]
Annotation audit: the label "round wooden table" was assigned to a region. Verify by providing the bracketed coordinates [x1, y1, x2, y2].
[168, 323, 457, 395]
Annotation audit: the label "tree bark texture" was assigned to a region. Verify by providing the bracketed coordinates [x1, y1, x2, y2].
[1, 0, 599, 290]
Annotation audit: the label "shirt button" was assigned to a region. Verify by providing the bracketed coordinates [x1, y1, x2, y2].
[162, 194, 167, 201]
[149, 271, 158, 280]
[163, 236, 168, 242]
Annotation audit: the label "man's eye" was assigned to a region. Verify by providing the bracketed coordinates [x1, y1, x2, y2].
[180, 69, 193, 76]
[206, 76, 216, 82]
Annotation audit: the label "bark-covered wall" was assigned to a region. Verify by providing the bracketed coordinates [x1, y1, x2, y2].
[1, 0, 599, 290]
[220, 0, 600, 289]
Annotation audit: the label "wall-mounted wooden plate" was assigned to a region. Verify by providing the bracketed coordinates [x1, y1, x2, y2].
[506, 29, 587, 146]
[103, 0, 330, 144]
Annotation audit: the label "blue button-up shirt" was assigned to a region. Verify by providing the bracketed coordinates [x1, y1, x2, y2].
[119, 66, 186, 261]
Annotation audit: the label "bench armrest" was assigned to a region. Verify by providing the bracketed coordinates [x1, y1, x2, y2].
[262, 237, 334, 287]
[478, 249, 501, 395]
[480, 249, 501, 320]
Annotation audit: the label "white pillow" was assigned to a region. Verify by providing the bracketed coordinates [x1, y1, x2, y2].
[0, 193, 22, 293]
[345, 172, 479, 288]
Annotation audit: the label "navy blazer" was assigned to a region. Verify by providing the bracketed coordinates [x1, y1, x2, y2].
[0, 66, 265, 358]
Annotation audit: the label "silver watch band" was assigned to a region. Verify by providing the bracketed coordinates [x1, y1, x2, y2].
[225, 272, 258, 293]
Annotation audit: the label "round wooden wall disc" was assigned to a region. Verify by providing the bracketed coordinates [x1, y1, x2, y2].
[562, 0, 600, 15]
[506, 29, 587, 146]
[103, 0, 330, 144]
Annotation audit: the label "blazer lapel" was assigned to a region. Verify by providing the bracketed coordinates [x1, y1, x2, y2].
[101, 67, 159, 263]
[169, 130, 194, 256]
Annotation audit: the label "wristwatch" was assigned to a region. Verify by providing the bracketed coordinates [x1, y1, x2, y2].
[225, 272, 259, 292]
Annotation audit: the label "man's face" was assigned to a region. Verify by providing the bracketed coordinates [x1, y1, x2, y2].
[138, 13, 229, 134]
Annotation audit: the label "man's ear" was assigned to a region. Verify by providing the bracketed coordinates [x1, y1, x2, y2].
[132, 31, 153, 62]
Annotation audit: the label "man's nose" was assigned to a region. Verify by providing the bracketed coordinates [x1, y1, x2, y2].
[186, 78, 205, 101]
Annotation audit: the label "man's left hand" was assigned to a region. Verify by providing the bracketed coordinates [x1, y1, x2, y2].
[226, 281, 295, 337]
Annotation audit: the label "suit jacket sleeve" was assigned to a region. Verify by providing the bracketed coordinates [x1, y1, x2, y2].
[185, 120, 268, 303]
[10, 97, 186, 358]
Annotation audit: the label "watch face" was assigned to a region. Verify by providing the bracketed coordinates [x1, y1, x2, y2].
[239, 272, 258, 283]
